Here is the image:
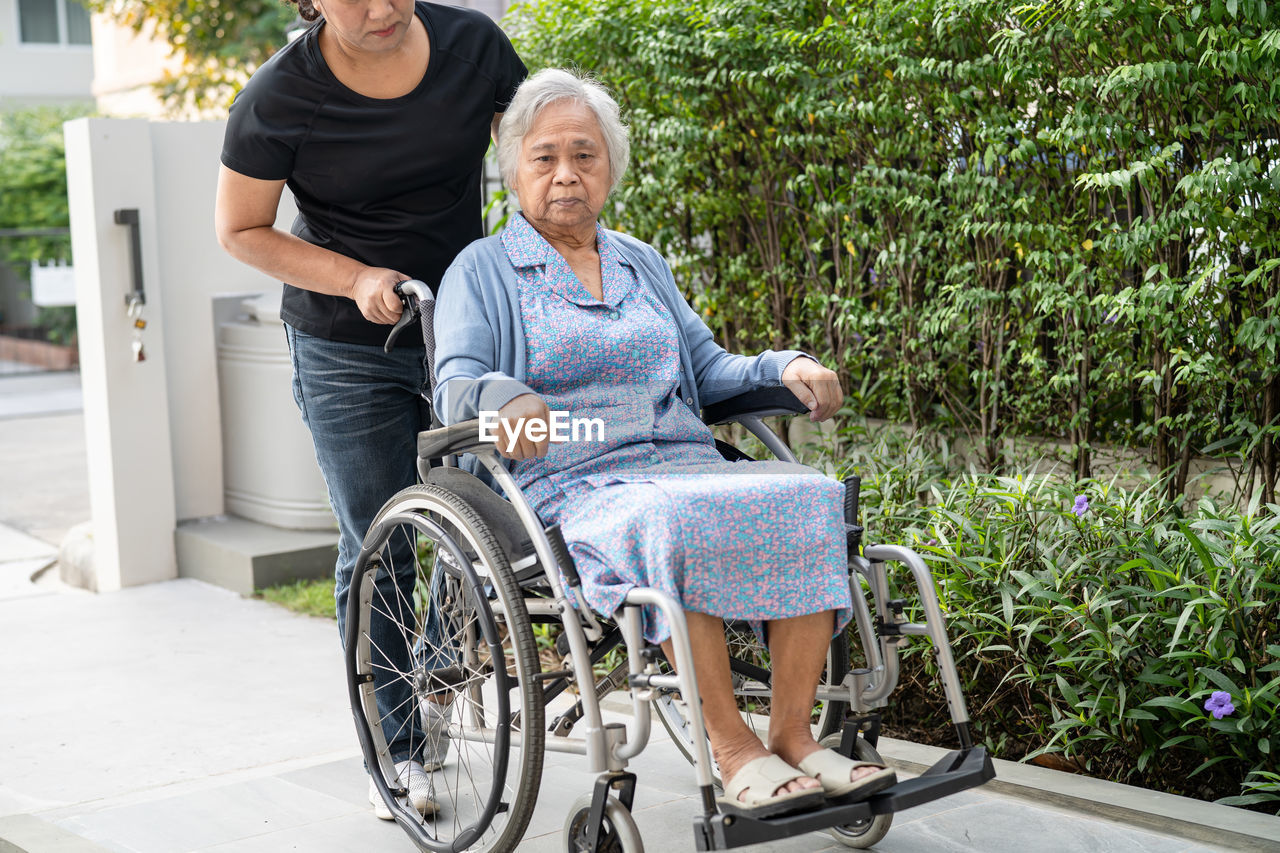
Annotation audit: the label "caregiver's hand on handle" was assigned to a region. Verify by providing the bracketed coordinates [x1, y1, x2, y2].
[782, 358, 844, 422]
[496, 393, 554, 460]
[351, 266, 409, 325]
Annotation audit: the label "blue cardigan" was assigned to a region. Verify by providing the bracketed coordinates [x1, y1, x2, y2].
[432, 227, 806, 425]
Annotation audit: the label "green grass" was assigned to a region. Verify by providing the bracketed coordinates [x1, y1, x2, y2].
[258, 577, 335, 620]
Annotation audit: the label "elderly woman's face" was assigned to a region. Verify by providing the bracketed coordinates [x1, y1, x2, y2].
[512, 100, 611, 240]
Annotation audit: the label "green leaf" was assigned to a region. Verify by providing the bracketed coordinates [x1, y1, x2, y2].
[1141, 696, 1197, 714]
[1169, 605, 1197, 652]
[1199, 669, 1243, 696]
[1056, 674, 1081, 707]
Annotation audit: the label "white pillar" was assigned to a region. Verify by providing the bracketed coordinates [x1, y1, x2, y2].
[147, 121, 235, 522]
[64, 117, 177, 590]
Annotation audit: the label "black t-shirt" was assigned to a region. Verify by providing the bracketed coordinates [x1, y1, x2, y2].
[220, 2, 525, 346]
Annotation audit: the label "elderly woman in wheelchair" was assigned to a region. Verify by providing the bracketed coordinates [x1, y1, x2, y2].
[347, 66, 992, 853]
[431, 66, 896, 820]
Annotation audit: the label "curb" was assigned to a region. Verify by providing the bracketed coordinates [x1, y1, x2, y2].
[0, 815, 112, 853]
[875, 735, 1280, 853]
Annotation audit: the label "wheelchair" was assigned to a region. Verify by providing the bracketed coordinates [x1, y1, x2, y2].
[344, 281, 994, 852]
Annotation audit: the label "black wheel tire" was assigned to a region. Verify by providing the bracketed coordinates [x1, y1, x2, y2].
[346, 484, 544, 853]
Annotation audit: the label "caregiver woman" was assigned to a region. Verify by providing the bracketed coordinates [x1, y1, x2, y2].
[213, 0, 524, 821]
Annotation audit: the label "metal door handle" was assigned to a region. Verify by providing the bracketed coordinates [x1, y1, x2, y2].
[114, 208, 145, 310]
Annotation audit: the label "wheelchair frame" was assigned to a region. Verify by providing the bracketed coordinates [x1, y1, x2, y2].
[345, 282, 994, 852]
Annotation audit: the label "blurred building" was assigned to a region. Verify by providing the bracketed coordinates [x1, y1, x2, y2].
[0, 0, 95, 107]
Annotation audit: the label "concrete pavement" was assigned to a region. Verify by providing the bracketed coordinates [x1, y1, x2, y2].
[1, 370, 1276, 853]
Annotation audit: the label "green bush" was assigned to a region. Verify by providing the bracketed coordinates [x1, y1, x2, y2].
[0, 104, 90, 334]
[0, 104, 87, 266]
[823, 427, 1280, 812]
[509, 0, 1280, 503]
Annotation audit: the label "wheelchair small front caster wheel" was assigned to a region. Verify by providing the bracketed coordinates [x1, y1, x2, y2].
[563, 793, 644, 853]
[819, 733, 894, 848]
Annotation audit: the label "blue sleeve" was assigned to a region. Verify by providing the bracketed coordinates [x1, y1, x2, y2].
[432, 256, 534, 424]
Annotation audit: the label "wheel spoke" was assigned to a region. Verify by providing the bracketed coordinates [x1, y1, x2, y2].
[346, 487, 544, 852]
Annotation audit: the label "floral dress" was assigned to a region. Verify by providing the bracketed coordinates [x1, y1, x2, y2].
[502, 214, 852, 643]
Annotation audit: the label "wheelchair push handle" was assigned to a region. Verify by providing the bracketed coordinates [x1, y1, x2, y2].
[383, 279, 433, 354]
[843, 474, 861, 525]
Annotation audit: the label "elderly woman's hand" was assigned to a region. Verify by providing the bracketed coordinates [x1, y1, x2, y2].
[495, 393, 554, 460]
[781, 358, 844, 422]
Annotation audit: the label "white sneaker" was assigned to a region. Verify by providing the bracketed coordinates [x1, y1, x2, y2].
[420, 698, 453, 772]
[369, 759, 438, 820]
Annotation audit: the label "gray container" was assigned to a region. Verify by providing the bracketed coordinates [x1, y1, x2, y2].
[216, 294, 333, 530]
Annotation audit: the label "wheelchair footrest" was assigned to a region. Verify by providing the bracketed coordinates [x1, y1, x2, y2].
[693, 746, 995, 850]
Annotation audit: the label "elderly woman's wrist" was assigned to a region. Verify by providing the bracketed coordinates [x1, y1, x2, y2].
[775, 351, 818, 381]
[477, 379, 538, 418]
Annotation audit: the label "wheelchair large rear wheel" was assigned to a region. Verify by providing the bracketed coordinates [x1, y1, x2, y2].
[653, 619, 850, 783]
[346, 485, 544, 853]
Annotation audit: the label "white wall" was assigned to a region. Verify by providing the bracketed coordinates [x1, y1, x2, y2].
[0, 0, 94, 104]
[88, 12, 177, 118]
[65, 117, 303, 590]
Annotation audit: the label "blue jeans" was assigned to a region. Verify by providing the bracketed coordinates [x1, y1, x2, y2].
[286, 325, 436, 763]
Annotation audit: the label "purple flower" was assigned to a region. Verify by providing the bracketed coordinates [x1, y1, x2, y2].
[1105, 311, 1118, 324]
[869, 269, 879, 285]
[1071, 494, 1089, 517]
[1204, 691, 1235, 720]
[927, 539, 938, 547]
[851, 331, 864, 345]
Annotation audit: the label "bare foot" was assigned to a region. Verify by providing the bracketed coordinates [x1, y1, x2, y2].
[769, 733, 882, 785]
[715, 731, 820, 802]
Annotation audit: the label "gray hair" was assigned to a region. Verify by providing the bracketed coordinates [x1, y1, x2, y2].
[497, 69, 630, 202]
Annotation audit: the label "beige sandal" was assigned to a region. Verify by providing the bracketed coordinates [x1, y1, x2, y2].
[796, 749, 897, 801]
[716, 754, 825, 818]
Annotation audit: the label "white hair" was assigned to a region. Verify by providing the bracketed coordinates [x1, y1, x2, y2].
[497, 68, 630, 202]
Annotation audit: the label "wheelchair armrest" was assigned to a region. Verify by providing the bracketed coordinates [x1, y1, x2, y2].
[417, 419, 494, 459]
[701, 386, 809, 426]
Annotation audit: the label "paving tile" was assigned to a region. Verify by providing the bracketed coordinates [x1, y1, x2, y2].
[0, 526, 56, 563]
[55, 777, 364, 853]
[0, 409, 88, 545]
[3, 582, 353, 808]
[863, 797, 1201, 853]
[193, 811, 417, 853]
[0, 555, 58, 600]
[882, 785, 990, 826]
[275, 757, 370, 811]
[0, 813, 114, 853]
